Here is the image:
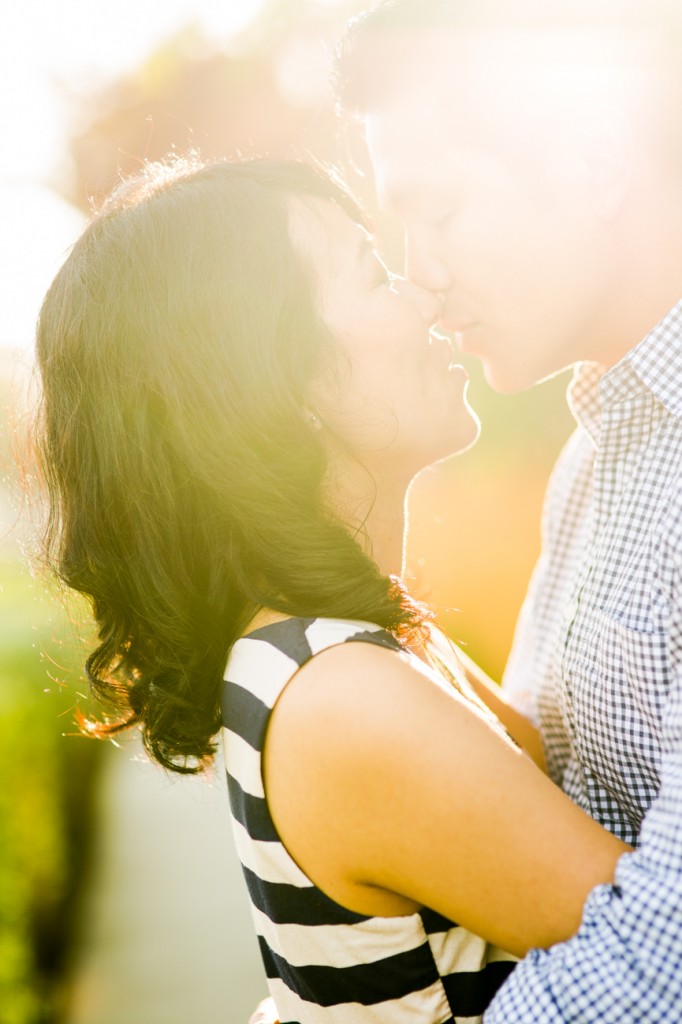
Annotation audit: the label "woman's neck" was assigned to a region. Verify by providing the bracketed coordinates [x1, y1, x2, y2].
[242, 468, 407, 641]
[327, 458, 409, 578]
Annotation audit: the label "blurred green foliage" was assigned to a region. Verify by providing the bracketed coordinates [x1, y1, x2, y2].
[1, 365, 100, 1024]
[0, 554, 100, 1024]
[0, 553, 101, 1024]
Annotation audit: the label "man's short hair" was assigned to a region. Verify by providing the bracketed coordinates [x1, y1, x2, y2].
[336, 0, 682, 114]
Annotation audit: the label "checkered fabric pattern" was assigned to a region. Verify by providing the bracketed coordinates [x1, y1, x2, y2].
[487, 300, 682, 1022]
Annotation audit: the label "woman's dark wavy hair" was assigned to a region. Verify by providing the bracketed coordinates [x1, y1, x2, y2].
[35, 155, 429, 774]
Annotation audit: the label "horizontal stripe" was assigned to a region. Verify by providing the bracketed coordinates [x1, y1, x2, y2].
[427, 930, 516, 978]
[226, 637, 301, 707]
[260, 933, 440, 1007]
[227, 773, 278, 842]
[421, 908, 459, 934]
[243, 864, 368, 927]
[246, 617, 315, 664]
[221, 682, 269, 749]
[251, 902, 429, 970]
[232, 818, 311, 889]
[222, 727, 264, 798]
[223, 617, 512, 1024]
[426, 928, 493, 976]
[267, 974, 452, 1024]
[305, 618, 386, 656]
[442, 960, 516, 1018]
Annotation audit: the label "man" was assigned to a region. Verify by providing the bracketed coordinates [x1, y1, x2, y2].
[332, 1, 682, 1020]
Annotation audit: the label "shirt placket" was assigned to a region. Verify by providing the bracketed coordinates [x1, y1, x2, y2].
[559, 387, 650, 813]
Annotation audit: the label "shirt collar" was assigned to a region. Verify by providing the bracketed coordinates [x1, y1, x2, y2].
[567, 299, 682, 442]
[567, 362, 604, 445]
[626, 299, 682, 418]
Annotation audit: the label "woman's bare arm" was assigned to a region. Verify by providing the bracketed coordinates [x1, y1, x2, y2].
[264, 641, 630, 959]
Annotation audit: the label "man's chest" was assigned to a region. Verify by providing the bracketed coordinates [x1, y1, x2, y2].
[539, 407, 681, 842]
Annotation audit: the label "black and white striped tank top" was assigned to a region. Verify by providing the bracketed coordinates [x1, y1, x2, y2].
[221, 616, 517, 1024]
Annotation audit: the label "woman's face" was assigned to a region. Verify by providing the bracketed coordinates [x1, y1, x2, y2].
[288, 196, 479, 479]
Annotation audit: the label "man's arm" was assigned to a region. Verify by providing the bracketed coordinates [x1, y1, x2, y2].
[485, 725, 682, 1021]
[485, 517, 682, 1023]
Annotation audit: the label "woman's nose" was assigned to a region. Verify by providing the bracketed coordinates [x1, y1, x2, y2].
[392, 276, 443, 326]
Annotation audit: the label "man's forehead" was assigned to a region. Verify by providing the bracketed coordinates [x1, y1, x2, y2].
[356, 22, 652, 83]
[362, 24, 647, 195]
[362, 47, 511, 207]
[362, 52, 477, 171]
[365, 106, 450, 209]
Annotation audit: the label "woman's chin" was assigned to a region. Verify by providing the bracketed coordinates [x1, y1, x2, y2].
[410, 417, 482, 479]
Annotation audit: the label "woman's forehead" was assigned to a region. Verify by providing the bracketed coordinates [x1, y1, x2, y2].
[287, 195, 373, 276]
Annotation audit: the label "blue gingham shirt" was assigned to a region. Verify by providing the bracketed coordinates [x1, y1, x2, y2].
[488, 301, 682, 1022]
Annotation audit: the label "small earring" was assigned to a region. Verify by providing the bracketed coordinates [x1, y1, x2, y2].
[309, 412, 322, 429]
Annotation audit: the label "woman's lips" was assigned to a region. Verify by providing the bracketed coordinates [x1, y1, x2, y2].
[428, 330, 469, 374]
[429, 328, 454, 358]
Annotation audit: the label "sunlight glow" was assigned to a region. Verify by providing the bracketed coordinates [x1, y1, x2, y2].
[0, 0, 266, 354]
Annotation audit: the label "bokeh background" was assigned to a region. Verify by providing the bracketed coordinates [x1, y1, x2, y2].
[0, 2, 575, 1022]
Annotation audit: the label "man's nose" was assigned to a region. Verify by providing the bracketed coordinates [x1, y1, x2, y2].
[404, 226, 452, 296]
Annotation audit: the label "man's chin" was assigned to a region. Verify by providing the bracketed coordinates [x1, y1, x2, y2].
[479, 359, 536, 395]
[480, 358, 572, 395]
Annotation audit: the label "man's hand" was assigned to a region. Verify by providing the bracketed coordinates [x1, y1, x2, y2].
[248, 997, 279, 1024]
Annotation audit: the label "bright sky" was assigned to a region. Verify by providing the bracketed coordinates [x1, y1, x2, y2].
[0, 0, 265, 359]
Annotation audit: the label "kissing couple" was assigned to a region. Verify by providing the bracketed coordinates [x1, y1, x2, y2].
[35, 2, 682, 1021]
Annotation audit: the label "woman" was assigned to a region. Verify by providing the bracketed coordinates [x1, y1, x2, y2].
[36, 156, 629, 1024]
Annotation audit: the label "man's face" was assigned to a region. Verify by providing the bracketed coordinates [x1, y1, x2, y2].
[364, 34, 619, 393]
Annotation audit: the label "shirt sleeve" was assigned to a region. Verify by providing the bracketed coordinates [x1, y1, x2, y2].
[485, 493, 682, 1024]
